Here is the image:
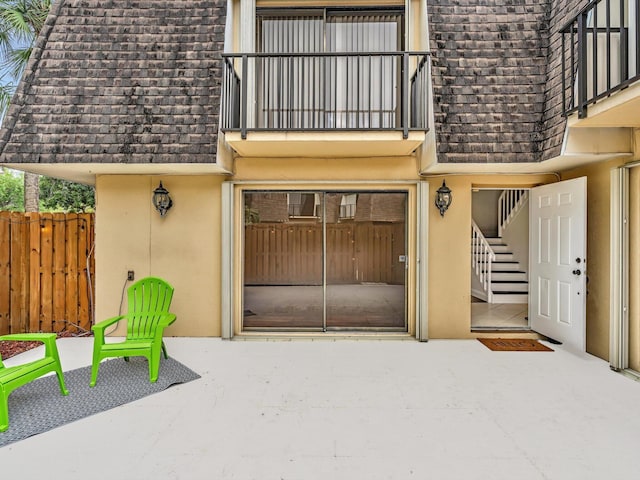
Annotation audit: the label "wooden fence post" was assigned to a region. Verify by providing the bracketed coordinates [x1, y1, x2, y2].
[0, 212, 10, 335]
[28, 212, 41, 332]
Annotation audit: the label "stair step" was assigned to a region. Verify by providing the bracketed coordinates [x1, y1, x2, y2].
[491, 262, 520, 271]
[485, 237, 503, 245]
[491, 293, 529, 303]
[491, 281, 529, 292]
[492, 271, 527, 282]
[494, 253, 514, 261]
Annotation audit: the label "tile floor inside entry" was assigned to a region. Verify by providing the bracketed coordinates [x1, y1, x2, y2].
[471, 300, 529, 329]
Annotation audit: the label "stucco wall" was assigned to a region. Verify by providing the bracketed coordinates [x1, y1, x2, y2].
[425, 174, 557, 339]
[92, 161, 635, 354]
[560, 158, 629, 360]
[472, 190, 500, 236]
[95, 175, 223, 337]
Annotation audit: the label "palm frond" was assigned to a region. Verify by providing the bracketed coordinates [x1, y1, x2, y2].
[5, 45, 30, 78]
[0, 82, 16, 122]
[0, 8, 33, 43]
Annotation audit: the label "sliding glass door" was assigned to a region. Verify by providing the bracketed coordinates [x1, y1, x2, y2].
[256, 9, 403, 130]
[243, 191, 407, 332]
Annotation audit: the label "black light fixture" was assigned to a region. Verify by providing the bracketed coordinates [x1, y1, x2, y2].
[152, 181, 173, 217]
[435, 180, 452, 216]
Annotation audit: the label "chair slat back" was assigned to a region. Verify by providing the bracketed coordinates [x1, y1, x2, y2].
[126, 277, 174, 340]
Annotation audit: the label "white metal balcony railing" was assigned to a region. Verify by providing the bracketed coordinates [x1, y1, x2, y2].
[221, 52, 431, 139]
[562, 0, 640, 117]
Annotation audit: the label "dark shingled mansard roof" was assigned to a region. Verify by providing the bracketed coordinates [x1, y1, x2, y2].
[0, 0, 587, 168]
[0, 0, 226, 165]
[428, 0, 586, 164]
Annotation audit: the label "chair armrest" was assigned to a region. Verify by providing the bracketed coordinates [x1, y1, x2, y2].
[0, 333, 60, 364]
[91, 316, 125, 333]
[91, 316, 125, 345]
[0, 333, 58, 358]
[0, 333, 56, 343]
[151, 314, 177, 343]
[158, 313, 177, 328]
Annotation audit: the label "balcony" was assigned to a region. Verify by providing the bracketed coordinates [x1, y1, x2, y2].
[220, 52, 431, 158]
[561, 0, 640, 124]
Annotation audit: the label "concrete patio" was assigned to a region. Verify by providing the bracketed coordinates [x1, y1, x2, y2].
[1, 336, 639, 479]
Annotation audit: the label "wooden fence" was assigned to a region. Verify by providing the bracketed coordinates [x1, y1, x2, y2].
[0, 212, 95, 335]
[244, 222, 405, 286]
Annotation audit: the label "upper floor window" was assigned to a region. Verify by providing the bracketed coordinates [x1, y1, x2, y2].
[257, 9, 403, 54]
[255, 8, 404, 129]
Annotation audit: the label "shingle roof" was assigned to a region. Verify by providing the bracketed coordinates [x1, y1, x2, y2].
[0, 0, 226, 165]
[539, 0, 587, 159]
[428, 0, 580, 163]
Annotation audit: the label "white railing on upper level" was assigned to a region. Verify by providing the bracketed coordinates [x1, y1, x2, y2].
[472, 221, 495, 303]
[498, 189, 528, 237]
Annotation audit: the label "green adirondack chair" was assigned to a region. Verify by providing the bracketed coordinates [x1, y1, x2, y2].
[0, 333, 69, 432]
[90, 277, 176, 387]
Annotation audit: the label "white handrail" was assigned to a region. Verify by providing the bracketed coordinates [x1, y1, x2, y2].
[471, 221, 495, 303]
[498, 189, 528, 237]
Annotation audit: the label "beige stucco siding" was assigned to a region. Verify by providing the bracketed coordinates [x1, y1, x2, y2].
[95, 175, 223, 337]
[560, 157, 634, 360]
[424, 174, 557, 339]
[92, 154, 640, 360]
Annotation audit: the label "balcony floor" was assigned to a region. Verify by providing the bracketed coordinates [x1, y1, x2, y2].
[223, 130, 426, 158]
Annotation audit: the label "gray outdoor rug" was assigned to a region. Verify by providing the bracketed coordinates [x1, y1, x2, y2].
[0, 357, 200, 447]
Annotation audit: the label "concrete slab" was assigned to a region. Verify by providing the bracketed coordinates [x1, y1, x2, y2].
[1, 337, 639, 479]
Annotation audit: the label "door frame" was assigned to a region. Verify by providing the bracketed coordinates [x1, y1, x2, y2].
[470, 187, 531, 331]
[221, 181, 427, 339]
[610, 162, 640, 378]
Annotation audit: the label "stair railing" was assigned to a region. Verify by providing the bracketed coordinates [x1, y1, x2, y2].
[498, 189, 528, 237]
[472, 221, 495, 303]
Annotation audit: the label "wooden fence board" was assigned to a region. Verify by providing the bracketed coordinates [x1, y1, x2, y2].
[9, 213, 27, 332]
[0, 212, 10, 335]
[52, 214, 67, 332]
[28, 213, 41, 332]
[0, 212, 95, 334]
[40, 213, 53, 332]
[65, 214, 79, 332]
[77, 214, 92, 328]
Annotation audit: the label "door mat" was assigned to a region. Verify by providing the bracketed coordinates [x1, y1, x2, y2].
[478, 338, 553, 352]
[0, 356, 200, 447]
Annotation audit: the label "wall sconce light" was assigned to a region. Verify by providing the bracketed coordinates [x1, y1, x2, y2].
[435, 180, 452, 216]
[152, 181, 173, 217]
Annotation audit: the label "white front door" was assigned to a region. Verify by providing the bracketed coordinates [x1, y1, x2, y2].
[529, 177, 587, 351]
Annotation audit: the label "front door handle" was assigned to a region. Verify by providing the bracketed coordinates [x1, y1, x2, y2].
[572, 269, 581, 276]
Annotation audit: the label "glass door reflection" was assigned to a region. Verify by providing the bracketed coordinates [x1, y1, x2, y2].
[242, 190, 407, 332]
[243, 191, 324, 330]
[325, 192, 407, 330]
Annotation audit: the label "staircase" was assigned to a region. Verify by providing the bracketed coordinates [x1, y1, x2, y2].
[483, 237, 528, 303]
[471, 189, 529, 304]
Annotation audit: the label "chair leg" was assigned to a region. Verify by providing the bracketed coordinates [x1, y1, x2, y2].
[149, 348, 161, 383]
[90, 361, 100, 387]
[55, 368, 69, 396]
[0, 387, 8, 432]
[161, 340, 168, 359]
[47, 337, 70, 396]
